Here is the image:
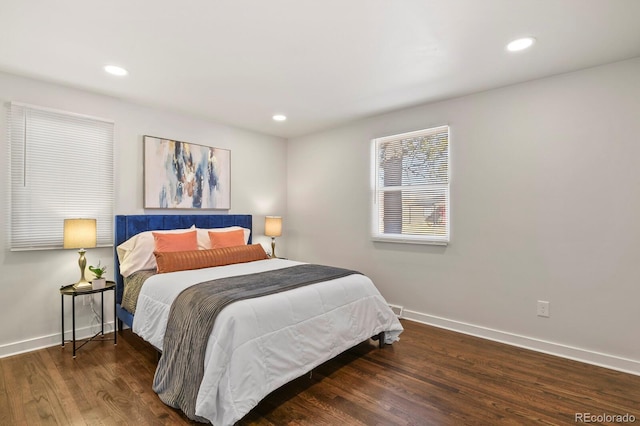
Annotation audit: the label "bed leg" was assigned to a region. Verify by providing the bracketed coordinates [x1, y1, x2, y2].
[372, 331, 385, 348]
[117, 319, 123, 333]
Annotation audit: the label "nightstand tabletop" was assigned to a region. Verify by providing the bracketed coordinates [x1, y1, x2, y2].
[60, 281, 115, 295]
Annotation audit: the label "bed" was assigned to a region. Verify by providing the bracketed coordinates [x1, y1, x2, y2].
[114, 214, 403, 425]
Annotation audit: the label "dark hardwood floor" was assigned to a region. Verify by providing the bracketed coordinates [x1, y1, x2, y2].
[1, 320, 638, 425]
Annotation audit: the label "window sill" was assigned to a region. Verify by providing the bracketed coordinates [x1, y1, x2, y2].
[371, 236, 448, 246]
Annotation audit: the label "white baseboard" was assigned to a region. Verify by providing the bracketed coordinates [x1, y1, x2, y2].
[402, 309, 640, 377]
[0, 321, 116, 359]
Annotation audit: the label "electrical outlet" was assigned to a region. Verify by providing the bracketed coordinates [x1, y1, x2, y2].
[537, 300, 550, 317]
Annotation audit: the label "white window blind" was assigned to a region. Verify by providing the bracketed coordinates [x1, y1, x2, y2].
[372, 125, 450, 245]
[8, 103, 114, 250]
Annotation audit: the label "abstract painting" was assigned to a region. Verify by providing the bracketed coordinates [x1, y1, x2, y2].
[144, 136, 230, 209]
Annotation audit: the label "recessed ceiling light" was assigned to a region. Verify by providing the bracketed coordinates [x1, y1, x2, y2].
[272, 114, 287, 122]
[104, 65, 128, 76]
[506, 37, 536, 52]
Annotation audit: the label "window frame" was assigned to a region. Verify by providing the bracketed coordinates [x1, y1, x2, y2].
[371, 125, 450, 245]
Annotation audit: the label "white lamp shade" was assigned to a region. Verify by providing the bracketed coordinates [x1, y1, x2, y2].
[63, 218, 97, 249]
[264, 216, 282, 237]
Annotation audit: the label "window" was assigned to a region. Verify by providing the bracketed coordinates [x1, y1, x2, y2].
[8, 103, 114, 250]
[372, 125, 449, 245]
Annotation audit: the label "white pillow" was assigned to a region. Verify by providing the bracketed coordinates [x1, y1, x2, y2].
[117, 226, 195, 277]
[197, 226, 251, 249]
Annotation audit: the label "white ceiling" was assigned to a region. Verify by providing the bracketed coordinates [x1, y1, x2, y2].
[1, 1, 639, 138]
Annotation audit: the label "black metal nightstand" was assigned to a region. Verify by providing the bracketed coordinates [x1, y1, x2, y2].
[60, 281, 117, 358]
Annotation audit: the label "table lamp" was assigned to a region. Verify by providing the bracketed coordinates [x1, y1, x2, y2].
[264, 216, 282, 258]
[63, 218, 97, 290]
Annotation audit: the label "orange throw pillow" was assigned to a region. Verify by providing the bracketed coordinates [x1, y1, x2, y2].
[155, 244, 269, 273]
[209, 229, 245, 249]
[152, 230, 198, 252]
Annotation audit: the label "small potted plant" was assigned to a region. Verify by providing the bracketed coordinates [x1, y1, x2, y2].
[89, 261, 107, 289]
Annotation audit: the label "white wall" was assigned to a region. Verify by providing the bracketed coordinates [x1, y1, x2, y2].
[0, 72, 287, 356]
[287, 58, 640, 374]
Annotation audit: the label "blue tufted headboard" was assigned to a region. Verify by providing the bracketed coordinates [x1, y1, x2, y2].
[113, 214, 252, 328]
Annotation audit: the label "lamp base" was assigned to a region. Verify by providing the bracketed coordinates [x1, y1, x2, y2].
[73, 279, 93, 291]
[271, 237, 277, 258]
[73, 249, 92, 290]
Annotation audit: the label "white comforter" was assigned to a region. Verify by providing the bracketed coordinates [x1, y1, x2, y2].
[132, 259, 403, 425]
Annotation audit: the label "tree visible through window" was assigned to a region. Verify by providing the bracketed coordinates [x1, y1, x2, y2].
[372, 125, 449, 244]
